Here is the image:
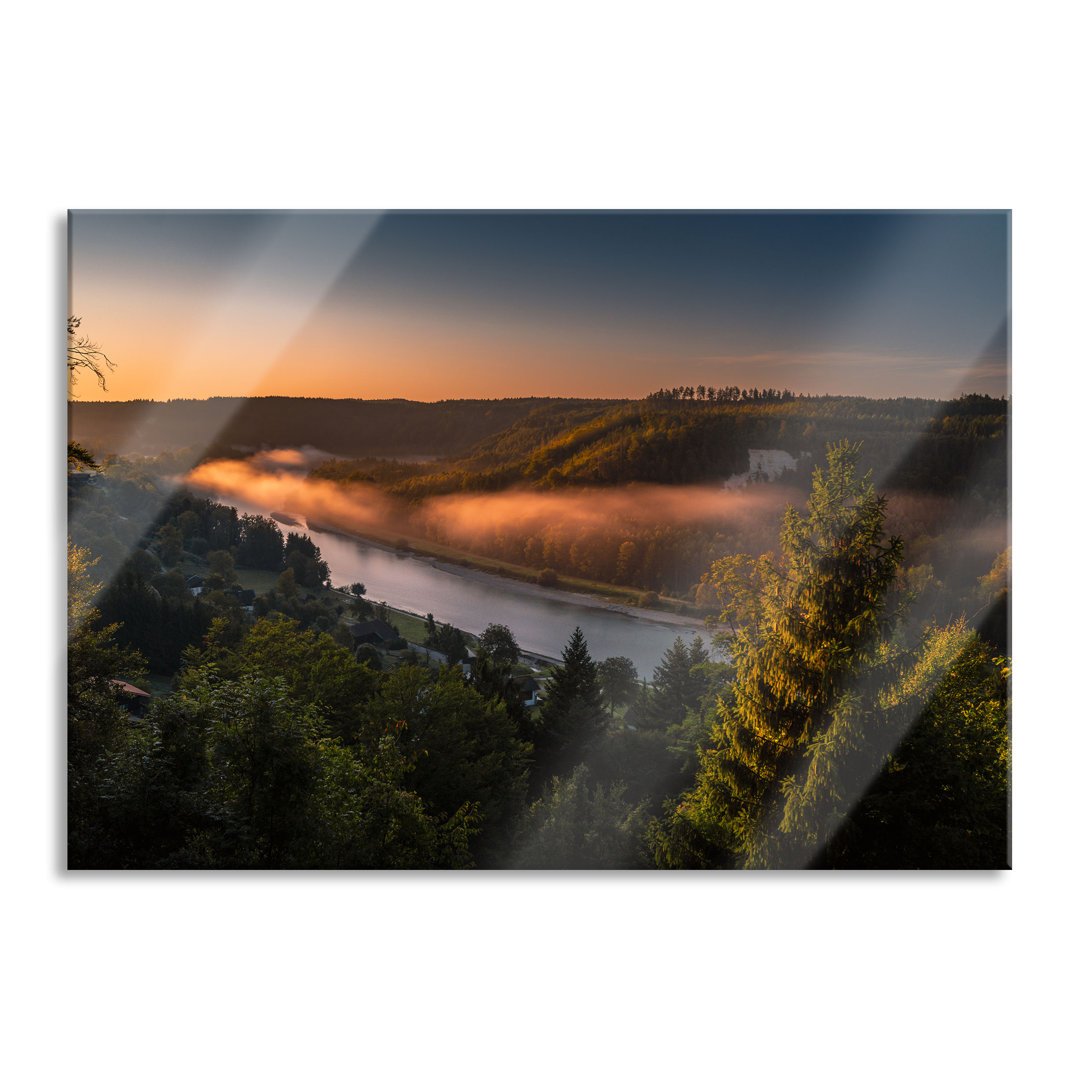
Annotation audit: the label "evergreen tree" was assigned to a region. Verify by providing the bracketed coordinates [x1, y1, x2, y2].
[426, 622, 469, 665]
[535, 627, 605, 778]
[662, 442, 907, 868]
[512, 764, 651, 869]
[644, 635, 711, 730]
[813, 627, 1010, 868]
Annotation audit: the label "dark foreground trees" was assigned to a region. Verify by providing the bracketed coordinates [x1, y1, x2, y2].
[512, 764, 651, 869]
[597, 655, 638, 717]
[534, 627, 606, 780]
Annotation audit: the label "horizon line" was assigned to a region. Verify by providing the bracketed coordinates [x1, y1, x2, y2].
[68, 389, 1011, 406]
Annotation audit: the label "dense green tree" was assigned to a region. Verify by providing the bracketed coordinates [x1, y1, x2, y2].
[811, 626, 1010, 868]
[127, 547, 161, 579]
[181, 616, 378, 744]
[177, 510, 201, 540]
[151, 567, 192, 603]
[356, 665, 530, 864]
[468, 648, 530, 739]
[643, 635, 711, 730]
[659, 442, 907, 868]
[349, 594, 374, 619]
[157, 669, 475, 869]
[277, 566, 299, 598]
[535, 627, 606, 778]
[512, 764, 651, 869]
[68, 543, 150, 866]
[284, 532, 329, 587]
[206, 548, 238, 587]
[236, 514, 285, 571]
[95, 564, 214, 675]
[195, 673, 335, 867]
[597, 656, 638, 717]
[478, 623, 521, 667]
[425, 621, 469, 665]
[156, 523, 184, 566]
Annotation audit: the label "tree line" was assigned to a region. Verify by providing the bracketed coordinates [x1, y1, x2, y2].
[647, 385, 798, 403]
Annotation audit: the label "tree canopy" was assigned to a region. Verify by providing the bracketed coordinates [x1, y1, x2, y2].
[653, 442, 1009, 869]
[478, 623, 521, 667]
[658, 444, 907, 866]
[535, 627, 606, 779]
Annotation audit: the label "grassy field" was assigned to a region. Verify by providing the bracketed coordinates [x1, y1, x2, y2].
[234, 567, 287, 595]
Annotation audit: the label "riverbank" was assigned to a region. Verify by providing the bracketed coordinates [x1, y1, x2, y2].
[300, 514, 712, 617]
[210, 490, 722, 671]
[429, 558, 709, 633]
[314, 521, 711, 636]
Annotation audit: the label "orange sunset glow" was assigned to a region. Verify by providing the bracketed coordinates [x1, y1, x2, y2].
[69, 211, 1009, 402]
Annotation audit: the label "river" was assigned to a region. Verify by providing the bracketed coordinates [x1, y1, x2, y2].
[216, 494, 714, 676]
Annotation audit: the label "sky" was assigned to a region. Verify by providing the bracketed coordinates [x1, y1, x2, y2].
[69, 210, 1009, 402]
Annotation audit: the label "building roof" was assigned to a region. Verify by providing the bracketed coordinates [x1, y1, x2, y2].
[350, 619, 397, 640]
[111, 679, 151, 698]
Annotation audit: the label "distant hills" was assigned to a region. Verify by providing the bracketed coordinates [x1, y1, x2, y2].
[308, 393, 1009, 503]
[68, 396, 616, 462]
[69, 391, 1008, 502]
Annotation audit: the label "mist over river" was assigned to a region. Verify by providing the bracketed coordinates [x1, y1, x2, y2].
[212, 494, 712, 675]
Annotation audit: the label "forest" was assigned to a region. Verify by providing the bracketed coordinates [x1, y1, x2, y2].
[73, 390, 1007, 611]
[68, 403, 1010, 868]
[67, 396, 618, 463]
[233, 390, 1007, 618]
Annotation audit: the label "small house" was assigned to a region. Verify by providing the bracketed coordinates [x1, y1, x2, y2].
[350, 619, 398, 646]
[512, 675, 542, 707]
[110, 679, 152, 718]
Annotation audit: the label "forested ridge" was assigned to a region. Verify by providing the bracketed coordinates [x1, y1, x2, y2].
[68, 396, 620, 462]
[69, 390, 1007, 502]
[295, 391, 1007, 606]
[297, 390, 1006, 498]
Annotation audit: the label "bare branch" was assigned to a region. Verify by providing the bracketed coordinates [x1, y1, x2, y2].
[67, 315, 116, 395]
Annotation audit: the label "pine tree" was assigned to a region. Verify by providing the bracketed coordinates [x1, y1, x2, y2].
[535, 627, 605, 777]
[645, 634, 711, 730]
[668, 442, 906, 867]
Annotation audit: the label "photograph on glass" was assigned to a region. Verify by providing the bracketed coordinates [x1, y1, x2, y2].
[67, 210, 1010, 870]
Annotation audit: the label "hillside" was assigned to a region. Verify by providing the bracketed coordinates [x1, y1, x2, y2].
[309, 392, 1009, 504]
[68, 396, 620, 462]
